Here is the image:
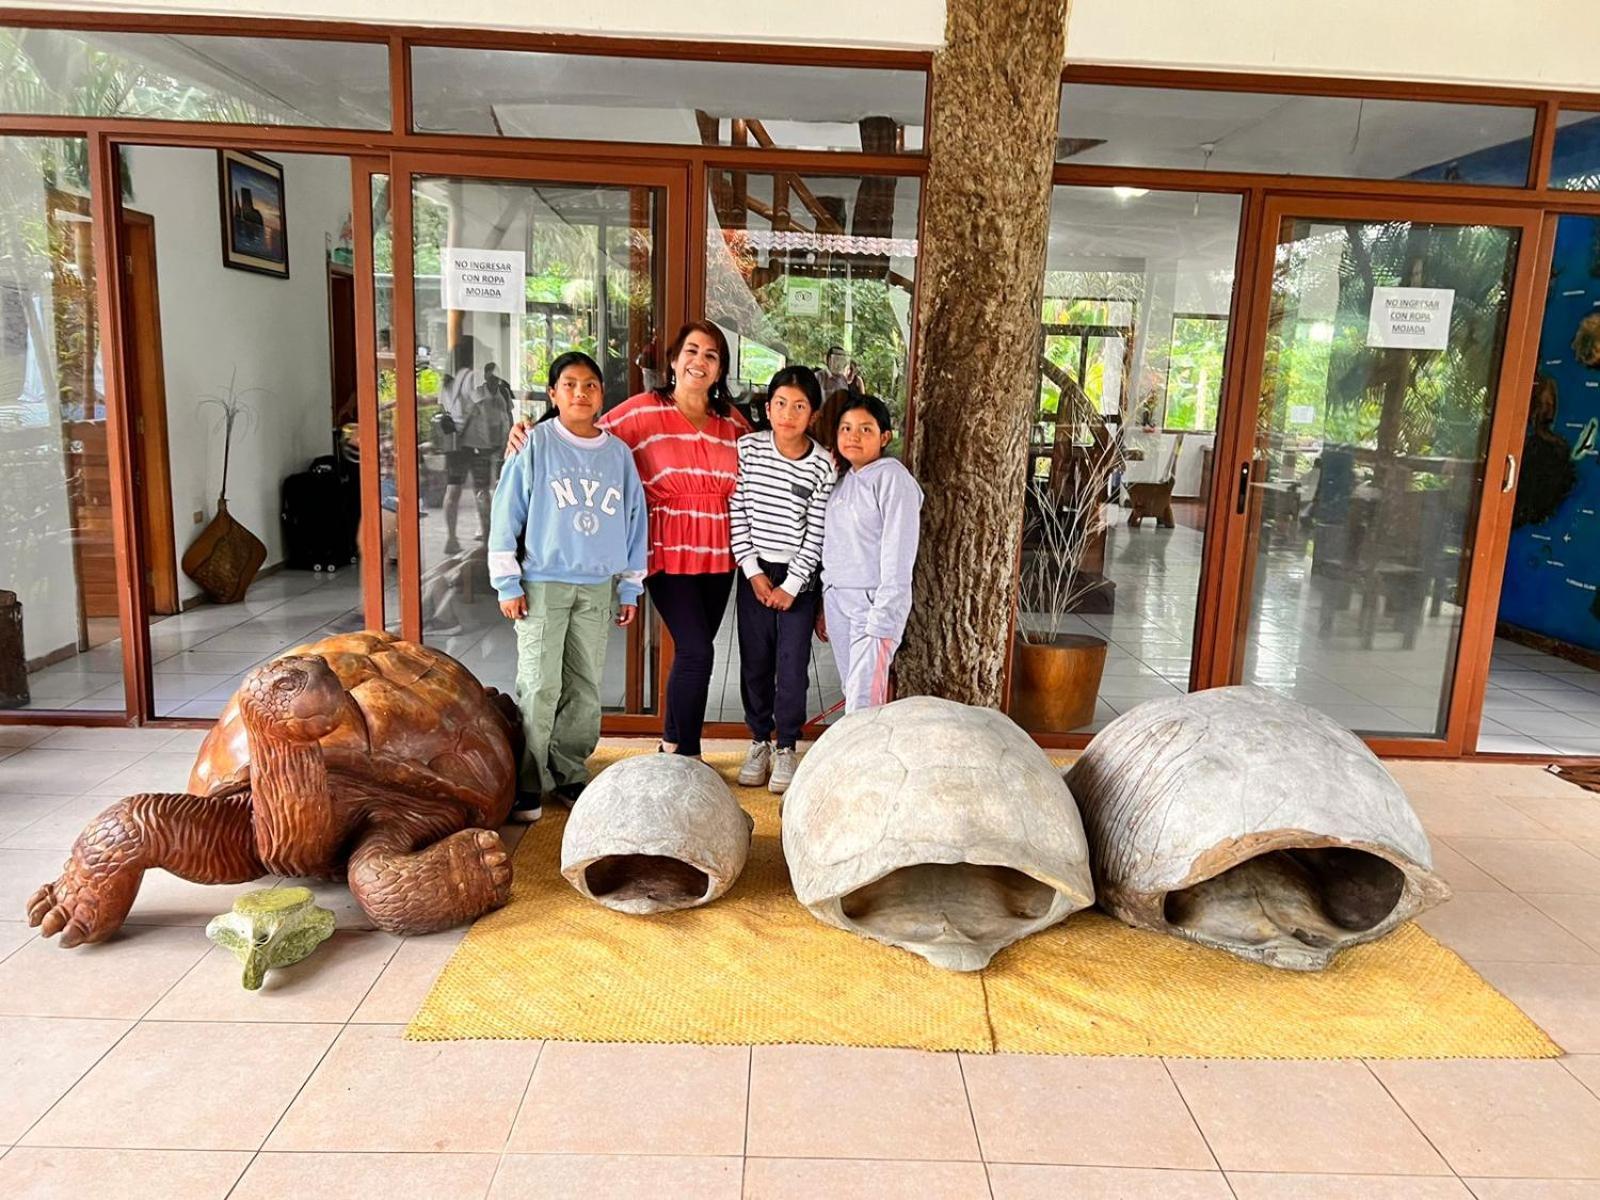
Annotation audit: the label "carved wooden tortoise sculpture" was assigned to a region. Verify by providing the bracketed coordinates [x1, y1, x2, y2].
[26, 631, 518, 945]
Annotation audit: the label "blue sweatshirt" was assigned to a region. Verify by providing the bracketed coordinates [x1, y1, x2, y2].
[822, 456, 923, 640]
[488, 419, 648, 604]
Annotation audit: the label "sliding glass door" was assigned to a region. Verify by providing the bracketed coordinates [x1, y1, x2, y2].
[1215, 198, 1542, 751]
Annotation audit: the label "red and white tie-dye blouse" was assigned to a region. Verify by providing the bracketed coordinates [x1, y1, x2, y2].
[599, 392, 751, 576]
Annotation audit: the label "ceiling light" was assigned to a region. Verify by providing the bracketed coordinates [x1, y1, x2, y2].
[1112, 187, 1149, 200]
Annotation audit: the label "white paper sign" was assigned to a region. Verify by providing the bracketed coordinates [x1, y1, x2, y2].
[1289, 404, 1317, 425]
[442, 249, 525, 314]
[1366, 286, 1454, 350]
[786, 282, 821, 317]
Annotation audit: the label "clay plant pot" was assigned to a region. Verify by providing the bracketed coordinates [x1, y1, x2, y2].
[1008, 633, 1108, 733]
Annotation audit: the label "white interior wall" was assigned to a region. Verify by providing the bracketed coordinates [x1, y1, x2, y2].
[7, 1, 1599, 92]
[122, 146, 350, 601]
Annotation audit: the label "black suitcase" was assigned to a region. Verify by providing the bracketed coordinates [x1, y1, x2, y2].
[282, 454, 360, 572]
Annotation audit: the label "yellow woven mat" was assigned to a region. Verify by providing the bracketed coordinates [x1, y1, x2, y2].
[407, 749, 1559, 1058]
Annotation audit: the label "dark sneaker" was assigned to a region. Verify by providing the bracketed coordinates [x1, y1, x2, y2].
[508, 791, 543, 823]
[552, 781, 586, 808]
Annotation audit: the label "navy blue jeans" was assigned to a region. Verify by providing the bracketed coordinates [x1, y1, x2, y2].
[736, 559, 819, 749]
[646, 571, 733, 757]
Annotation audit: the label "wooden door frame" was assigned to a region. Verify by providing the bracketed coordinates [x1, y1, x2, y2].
[1208, 193, 1545, 758]
[388, 152, 689, 729]
[119, 208, 181, 617]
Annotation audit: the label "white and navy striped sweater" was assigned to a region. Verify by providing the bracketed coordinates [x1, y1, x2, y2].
[728, 431, 835, 596]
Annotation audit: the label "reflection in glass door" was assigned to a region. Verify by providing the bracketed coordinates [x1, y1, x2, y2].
[1234, 210, 1523, 738]
[408, 175, 663, 712]
[1015, 186, 1244, 736]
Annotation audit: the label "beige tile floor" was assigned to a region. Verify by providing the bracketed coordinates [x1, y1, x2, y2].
[0, 731, 1599, 1198]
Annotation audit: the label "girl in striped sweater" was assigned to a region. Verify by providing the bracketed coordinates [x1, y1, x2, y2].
[729, 367, 835, 793]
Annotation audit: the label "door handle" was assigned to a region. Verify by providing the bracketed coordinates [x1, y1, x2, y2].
[1501, 453, 1518, 494]
[1235, 462, 1251, 515]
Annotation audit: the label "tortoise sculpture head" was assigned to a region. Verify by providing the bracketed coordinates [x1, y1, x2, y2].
[26, 632, 518, 948]
[240, 655, 350, 742]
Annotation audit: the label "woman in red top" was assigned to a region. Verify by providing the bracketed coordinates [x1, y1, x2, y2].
[510, 321, 748, 757]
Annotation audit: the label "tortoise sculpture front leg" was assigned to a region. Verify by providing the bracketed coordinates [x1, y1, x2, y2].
[27, 790, 265, 947]
[346, 820, 513, 935]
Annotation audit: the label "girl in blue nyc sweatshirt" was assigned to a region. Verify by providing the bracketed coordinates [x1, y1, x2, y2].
[488, 351, 648, 819]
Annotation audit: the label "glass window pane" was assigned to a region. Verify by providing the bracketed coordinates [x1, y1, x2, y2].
[1239, 217, 1519, 738]
[410, 176, 661, 713]
[115, 145, 365, 719]
[0, 27, 389, 128]
[704, 171, 921, 426]
[1011, 186, 1243, 737]
[372, 173, 400, 634]
[412, 47, 925, 152]
[703, 169, 920, 725]
[1059, 85, 1535, 186]
[1551, 109, 1600, 191]
[0, 136, 126, 711]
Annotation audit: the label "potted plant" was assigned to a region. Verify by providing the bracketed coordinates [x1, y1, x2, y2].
[182, 372, 267, 604]
[1008, 418, 1121, 733]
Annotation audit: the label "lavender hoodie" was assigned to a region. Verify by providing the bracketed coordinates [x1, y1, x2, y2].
[822, 456, 924, 641]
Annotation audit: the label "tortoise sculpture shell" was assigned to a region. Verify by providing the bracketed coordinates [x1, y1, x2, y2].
[27, 631, 517, 946]
[192, 631, 512, 823]
[782, 696, 1095, 971]
[1067, 685, 1450, 971]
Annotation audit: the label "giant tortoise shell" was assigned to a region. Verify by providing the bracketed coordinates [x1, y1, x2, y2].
[782, 696, 1094, 971]
[1067, 685, 1450, 971]
[191, 630, 514, 825]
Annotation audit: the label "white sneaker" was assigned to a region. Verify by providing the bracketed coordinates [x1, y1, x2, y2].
[737, 740, 772, 786]
[769, 747, 798, 794]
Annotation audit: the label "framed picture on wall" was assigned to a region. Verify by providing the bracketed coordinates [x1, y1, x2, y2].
[218, 149, 289, 278]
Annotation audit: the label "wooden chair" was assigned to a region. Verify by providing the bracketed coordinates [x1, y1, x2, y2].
[1127, 434, 1183, 529]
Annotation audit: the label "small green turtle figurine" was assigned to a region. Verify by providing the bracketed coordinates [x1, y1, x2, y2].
[206, 886, 335, 990]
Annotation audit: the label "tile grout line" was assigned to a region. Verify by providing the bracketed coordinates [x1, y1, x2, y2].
[1557, 1057, 1600, 1104]
[953, 1053, 996, 1200]
[487, 1035, 547, 1196]
[739, 1045, 753, 1196]
[5, 913, 211, 1156]
[1158, 1059, 1237, 1199]
[223, 909, 382, 1200]
[1359, 1058, 1467, 1186]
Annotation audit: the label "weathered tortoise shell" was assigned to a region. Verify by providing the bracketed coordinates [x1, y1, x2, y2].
[1067, 685, 1450, 970]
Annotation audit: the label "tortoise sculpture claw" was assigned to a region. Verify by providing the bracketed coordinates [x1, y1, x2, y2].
[207, 886, 335, 990]
[27, 632, 519, 945]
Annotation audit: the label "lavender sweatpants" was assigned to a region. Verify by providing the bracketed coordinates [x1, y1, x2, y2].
[823, 587, 898, 714]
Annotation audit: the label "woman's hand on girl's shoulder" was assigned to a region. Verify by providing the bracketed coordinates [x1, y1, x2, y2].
[505, 421, 531, 457]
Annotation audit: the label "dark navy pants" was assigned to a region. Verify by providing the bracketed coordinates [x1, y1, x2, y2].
[736, 559, 819, 749]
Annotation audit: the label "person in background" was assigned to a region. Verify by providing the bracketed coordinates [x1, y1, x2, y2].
[817, 395, 922, 714]
[815, 345, 861, 399]
[729, 366, 834, 793]
[489, 351, 647, 821]
[507, 321, 750, 759]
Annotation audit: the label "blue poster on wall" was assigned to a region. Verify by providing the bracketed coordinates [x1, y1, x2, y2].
[1499, 213, 1600, 651]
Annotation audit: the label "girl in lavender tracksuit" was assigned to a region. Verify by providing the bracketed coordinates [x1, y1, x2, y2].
[818, 394, 923, 713]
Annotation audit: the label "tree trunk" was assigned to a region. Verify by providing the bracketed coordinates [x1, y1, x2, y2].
[897, 0, 1070, 706]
